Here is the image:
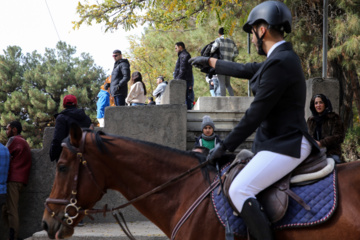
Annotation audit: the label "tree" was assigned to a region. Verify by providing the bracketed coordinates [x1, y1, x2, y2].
[0, 42, 106, 148]
[73, 0, 250, 34]
[284, 0, 360, 132]
[127, 20, 252, 100]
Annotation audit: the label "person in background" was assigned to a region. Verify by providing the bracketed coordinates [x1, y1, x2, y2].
[152, 76, 167, 105]
[211, 27, 239, 96]
[110, 49, 131, 106]
[2, 121, 31, 240]
[125, 71, 147, 106]
[206, 74, 220, 97]
[49, 95, 91, 162]
[194, 115, 221, 151]
[104, 76, 115, 106]
[97, 82, 110, 127]
[174, 42, 194, 109]
[307, 94, 345, 163]
[0, 142, 10, 212]
[147, 97, 156, 105]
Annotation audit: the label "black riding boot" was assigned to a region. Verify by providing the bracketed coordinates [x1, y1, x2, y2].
[240, 198, 274, 240]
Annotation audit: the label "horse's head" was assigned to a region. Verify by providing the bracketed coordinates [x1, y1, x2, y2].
[42, 123, 106, 239]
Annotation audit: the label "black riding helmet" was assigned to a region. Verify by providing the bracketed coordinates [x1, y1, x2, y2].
[243, 1, 292, 34]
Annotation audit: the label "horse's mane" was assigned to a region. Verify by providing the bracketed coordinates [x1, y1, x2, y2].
[67, 128, 217, 184]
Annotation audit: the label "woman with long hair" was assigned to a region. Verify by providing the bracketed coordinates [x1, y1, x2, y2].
[125, 71, 147, 106]
[307, 94, 345, 163]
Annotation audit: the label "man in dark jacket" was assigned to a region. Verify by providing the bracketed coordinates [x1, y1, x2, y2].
[2, 121, 31, 240]
[173, 42, 193, 110]
[49, 95, 91, 162]
[189, 1, 319, 239]
[110, 49, 131, 106]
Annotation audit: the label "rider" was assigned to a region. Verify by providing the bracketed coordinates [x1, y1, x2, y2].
[189, 1, 319, 239]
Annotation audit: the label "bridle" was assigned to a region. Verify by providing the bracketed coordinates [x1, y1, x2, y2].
[45, 131, 105, 228]
[44, 130, 210, 238]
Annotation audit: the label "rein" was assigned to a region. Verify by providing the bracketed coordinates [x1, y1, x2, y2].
[45, 131, 210, 238]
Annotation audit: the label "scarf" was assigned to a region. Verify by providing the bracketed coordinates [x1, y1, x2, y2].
[202, 133, 216, 141]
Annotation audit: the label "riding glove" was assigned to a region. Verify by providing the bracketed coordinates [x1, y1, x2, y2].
[188, 57, 210, 69]
[207, 142, 227, 165]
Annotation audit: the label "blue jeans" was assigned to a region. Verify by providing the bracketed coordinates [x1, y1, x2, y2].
[114, 95, 125, 106]
[130, 103, 145, 106]
[212, 76, 220, 96]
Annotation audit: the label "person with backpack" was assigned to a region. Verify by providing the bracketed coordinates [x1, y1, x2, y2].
[211, 27, 239, 96]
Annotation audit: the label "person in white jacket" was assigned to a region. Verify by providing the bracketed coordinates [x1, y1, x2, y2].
[152, 76, 168, 105]
[125, 71, 147, 106]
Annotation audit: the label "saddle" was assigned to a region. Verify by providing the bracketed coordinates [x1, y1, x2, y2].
[221, 148, 332, 223]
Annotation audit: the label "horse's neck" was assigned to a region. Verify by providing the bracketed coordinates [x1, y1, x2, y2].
[104, 140, 210, 233]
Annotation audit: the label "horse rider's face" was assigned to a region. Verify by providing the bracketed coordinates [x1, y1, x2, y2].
[203, 125, 214, 137]
[251, 25, 266, 50]
[314, 97, 325, 114]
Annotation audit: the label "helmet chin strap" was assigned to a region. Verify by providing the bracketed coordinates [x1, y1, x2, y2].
[253, 27, 267, 56]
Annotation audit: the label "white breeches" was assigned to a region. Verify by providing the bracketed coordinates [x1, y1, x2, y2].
[229, 136, 312, 212]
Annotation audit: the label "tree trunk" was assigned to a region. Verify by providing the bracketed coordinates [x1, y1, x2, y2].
[328, 57, 353, 131]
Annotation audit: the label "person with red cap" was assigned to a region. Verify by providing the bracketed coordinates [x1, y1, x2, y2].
[49, 94, 91, 162]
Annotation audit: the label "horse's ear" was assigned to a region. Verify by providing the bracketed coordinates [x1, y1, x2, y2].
[69, 123, 83, 148]
[89, 124, 94, 131]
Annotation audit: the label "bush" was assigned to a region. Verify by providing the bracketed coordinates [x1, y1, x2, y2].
[342, 126, 360, 162]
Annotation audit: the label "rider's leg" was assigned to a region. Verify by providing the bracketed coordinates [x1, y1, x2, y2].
[229, 136, 311, 239]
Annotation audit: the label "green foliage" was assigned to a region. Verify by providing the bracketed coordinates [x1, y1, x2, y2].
[74, 0, 251, 35]
[342, 125, 360, 162]
[0, 42, 106, 148]
[127, 16, 256, 101]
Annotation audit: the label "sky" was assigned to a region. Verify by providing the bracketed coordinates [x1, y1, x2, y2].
[0, 0, 144, 75]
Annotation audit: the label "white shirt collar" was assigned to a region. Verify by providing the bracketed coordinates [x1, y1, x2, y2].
[267, 40, 286, 58]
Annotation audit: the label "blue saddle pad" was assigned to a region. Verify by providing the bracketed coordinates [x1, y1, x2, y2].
[211, 166, 337, 237]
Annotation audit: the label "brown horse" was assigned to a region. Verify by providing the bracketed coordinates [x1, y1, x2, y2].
[42, 124, 360, 239]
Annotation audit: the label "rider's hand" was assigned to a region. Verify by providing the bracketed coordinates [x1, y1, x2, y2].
[189, 57, 210, 69]
[207, 142, 227, 166]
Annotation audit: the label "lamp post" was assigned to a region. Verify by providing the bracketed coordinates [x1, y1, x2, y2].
[322, 0, 329, 79]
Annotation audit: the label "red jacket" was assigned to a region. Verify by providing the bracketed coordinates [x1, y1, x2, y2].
[6, 135, 32, 184]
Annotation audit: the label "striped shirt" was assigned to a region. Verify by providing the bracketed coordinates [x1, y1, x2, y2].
[0, 143, 10, 194]
[211, 35, 239, 62]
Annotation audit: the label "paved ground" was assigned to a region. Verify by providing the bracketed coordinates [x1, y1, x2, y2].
[26, 221, 169, 240]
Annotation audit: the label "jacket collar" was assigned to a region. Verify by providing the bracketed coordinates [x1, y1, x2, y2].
[267, 42, 293, 59]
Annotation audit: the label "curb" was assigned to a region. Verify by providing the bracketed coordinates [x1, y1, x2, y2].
[27, 222, 169, 240]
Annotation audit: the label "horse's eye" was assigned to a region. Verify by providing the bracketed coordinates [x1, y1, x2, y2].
[58, 165, 68, 173]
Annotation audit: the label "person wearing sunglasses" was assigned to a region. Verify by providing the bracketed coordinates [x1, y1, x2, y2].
[110, 49, 131, 106]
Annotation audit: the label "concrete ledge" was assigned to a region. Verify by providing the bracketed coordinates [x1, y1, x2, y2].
[161, 79, 186, 105]
[194, 96, 254, 111]
[104, 104, 187, 150]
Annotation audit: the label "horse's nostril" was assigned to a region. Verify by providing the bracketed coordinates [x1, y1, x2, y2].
[42, 220, 49, 231]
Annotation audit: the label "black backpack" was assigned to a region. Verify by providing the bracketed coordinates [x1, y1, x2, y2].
[201, 41, 222, 59]
[200, 41, 221, 77]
